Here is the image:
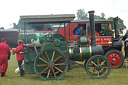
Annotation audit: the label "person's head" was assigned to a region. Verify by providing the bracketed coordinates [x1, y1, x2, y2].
[1, 38, 6, 42]
[17, 40, 23, 45]
[79, 26, 83, 30]
[108, 23, 112, 31]
[120, 28, 123, 33]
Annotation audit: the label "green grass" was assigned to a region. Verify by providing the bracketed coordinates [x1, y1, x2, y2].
[0, 54, 128, 85]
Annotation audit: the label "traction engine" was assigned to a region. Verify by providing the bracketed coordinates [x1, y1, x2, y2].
[22, 11, 111, 80]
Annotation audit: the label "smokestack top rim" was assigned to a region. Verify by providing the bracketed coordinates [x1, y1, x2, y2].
[88, 10, 95, 14]
[113, 16, 119, 20]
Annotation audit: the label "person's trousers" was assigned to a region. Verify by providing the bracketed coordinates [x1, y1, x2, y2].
[18, 61, 24, 76]
[125, 42, 128, 58]
[0, 57, 8, 76]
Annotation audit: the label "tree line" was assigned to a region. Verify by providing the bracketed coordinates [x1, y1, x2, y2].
[76, 9, 126, 29]
[0, 9, 126, 29]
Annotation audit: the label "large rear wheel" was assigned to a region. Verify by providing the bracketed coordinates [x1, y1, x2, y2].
[34, 48, 67, 80]
[105, 50, 124, 69]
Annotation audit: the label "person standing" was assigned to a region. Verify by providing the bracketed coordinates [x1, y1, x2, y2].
[121, 28, 128, 59]
[13, 40, 25, 77]
[0, 38, 11, 77]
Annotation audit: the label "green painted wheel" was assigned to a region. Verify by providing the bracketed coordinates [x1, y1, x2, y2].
[86, 55, 111, 79]
[34, 48, 67, 80]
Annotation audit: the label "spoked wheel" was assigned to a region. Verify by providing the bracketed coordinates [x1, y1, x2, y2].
[105, 50, 124, 69]
[34, 48, 67, 80]
[86, 55, 111, 79]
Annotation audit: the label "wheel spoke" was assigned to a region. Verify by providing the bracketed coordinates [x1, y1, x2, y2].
[47, 69, 51, 78]
[91, 68, 96, 74]
[55, 63, 65, 66]
[45, 52, 50, 61]
[101, 60, 105, 66]
[98, 71, 100, 77]
[39, 57, 47, 63]
[102, 66, 108, 69]
[91, 61, 97, 66]
[100, 69, 105, 74]
[89, 67, 95, 69]
[55, 66, 63, 72]
[41, 55, 48, 62]
[97, 58, 100, 65]
[37, 64, 47, 67]
[52, 69, 56, 77]
[54, 55, 61, 62]
[40, 67, 48, 74]
[51, 51, 55, 61]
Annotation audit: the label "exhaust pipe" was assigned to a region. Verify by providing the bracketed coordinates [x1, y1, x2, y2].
[88, 10, 104, 55]
[88, 11, 96, 46]
[113, 17, 119, 39]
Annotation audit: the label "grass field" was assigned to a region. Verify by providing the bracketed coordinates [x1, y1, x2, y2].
[0, 54, 128, 85]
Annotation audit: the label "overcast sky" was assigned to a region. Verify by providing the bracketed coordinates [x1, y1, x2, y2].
[0, 0, 128, 29]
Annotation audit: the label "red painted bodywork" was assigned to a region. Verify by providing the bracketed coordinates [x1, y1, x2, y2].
[59, 21, 113, 46]
[88, 36, 113, 46]
[59, 23, 78, 41]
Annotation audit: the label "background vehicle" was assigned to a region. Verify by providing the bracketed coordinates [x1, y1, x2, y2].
[19, 31, 57, 44]
[20, 11, 111, 80]
[0, 30, 18, 48]
[0, 30, 56, 48]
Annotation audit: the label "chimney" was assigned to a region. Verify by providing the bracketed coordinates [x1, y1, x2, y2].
[113, 17, 119, 39]
[88, 11, 96, 46]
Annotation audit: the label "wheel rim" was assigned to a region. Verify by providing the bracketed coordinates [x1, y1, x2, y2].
[86, 55, 111, 79]
[107, 53, 121, 67]
[34, 48, 67, 80]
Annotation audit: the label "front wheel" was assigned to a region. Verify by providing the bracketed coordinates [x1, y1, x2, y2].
[105, 50, 124, 69]
[86, 55, 111, 79]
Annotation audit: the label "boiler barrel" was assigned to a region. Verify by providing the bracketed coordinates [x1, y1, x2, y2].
[69, 46, 91, 61]
[69, 45, 104, 61]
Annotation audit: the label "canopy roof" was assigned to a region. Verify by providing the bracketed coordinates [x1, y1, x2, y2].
[20, 14, 75, 23]
[71, 19, 113, 24]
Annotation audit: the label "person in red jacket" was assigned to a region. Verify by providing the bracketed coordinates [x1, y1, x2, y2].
[0, 38, 11, 77]
[13, 40, 25, 77]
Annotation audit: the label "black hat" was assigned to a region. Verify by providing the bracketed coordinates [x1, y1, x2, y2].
[1, 38, 6, 42]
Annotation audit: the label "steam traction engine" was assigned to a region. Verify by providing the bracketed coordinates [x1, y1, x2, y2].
[59, 16, 124, 69]
[21, 11, 111, 80]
